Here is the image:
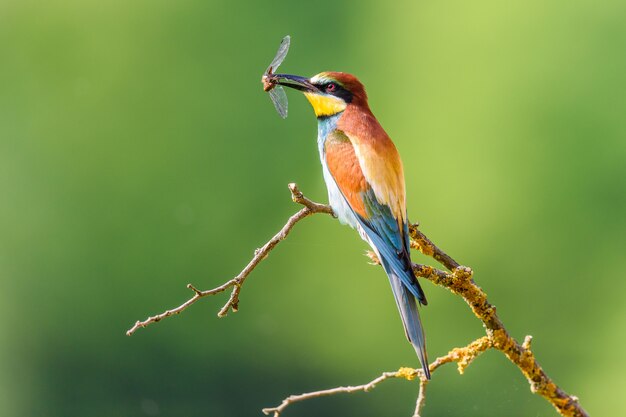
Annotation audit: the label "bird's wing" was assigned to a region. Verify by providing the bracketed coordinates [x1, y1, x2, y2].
[324, 131, 426, 304]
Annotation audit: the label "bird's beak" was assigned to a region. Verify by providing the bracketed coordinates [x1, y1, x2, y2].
[273, 74, 317, 93]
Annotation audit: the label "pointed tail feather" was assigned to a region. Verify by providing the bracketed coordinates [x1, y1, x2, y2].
[384, 264, 430, 379]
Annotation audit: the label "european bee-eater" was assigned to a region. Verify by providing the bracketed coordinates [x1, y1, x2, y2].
[272, 71, 430, 379]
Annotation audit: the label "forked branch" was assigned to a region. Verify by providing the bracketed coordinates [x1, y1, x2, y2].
[127, 184, 588, 417]
[126, 184, 332, 336]
[262, 337, 492, 417]
[411, 259, 585, 416]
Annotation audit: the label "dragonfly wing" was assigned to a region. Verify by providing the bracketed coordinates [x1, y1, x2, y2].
[269, 85, 288, 118]
[266, 35, 290, 74]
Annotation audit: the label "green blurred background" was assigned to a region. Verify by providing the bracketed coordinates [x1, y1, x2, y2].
[1, 0, 624, 416]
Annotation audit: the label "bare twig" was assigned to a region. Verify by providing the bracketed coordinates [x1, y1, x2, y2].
[126, 183, 332, 336]
[264, 337, 492, 417]
[413, 378, 430, 417]
[127, 184, 589, 417]
[261, 370, 403, 417]
[413, 378, 428, 417]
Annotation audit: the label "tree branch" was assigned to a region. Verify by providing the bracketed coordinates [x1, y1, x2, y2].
[410, 258, 587, 417]
[126, 184, 589, 417]
[261, 370, 402, 417]
[409, 226, 460, 271]
[125, 183, 333, 336]
[263, 337, 492, 417]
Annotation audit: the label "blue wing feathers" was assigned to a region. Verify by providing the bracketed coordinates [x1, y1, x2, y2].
[362, 223, 427, 304]
[359, 193, 430, 378]
[326, 176, 430, 377]
[358, 189, 427, 305]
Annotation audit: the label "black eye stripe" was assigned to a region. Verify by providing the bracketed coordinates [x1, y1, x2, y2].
[316, 81, 353, 103]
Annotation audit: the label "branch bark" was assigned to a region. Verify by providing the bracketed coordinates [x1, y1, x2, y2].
[410, 255, 586, 416]
[261, 370, 401, 417]
[127, 184, 588, 417]
[263, 337, 492, 417]
[126, 184, 332, 336]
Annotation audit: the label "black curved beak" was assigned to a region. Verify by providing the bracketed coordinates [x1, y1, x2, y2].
[273, 74, 317, 92]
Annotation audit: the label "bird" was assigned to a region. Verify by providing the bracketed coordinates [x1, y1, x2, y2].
[272, 71, 430, 379]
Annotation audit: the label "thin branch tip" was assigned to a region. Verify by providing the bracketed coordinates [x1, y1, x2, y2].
[288, 182, 301, 198]
[523, 335, 533, 350]
[187, 283, 202, 295]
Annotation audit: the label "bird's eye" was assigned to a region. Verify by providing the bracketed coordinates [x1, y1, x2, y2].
[326, 83, 337, 93]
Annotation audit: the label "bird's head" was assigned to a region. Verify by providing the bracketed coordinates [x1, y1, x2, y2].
[274, 71, 368, 118]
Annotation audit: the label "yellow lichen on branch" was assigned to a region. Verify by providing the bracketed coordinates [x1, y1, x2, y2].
[127, 184, 589, 417]
[409, 225, 587, 417]
[397, 367, 418, 381]
[445, 336, 492, 375]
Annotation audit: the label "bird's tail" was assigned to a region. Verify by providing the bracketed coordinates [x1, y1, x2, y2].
[382, 260, 430, 379]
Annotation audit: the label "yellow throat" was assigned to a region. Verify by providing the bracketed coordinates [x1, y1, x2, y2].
[304, 93, 347, 117]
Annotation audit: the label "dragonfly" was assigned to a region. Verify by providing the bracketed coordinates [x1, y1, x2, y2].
[262, 35, 290, 118]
